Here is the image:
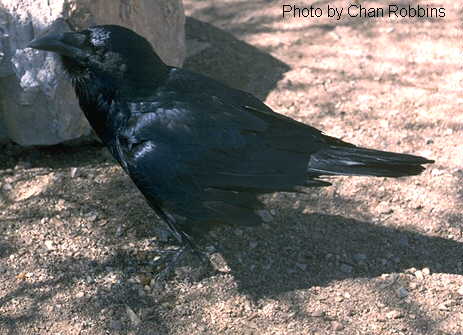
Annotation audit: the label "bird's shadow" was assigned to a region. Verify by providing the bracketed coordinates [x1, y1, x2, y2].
[86, 173, 462, 301]
[202, 203, 463, 299]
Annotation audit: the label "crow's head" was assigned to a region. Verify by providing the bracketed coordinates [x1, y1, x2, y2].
[28, 24, 167, 93]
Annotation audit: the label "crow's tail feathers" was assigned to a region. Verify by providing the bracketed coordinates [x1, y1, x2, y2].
[308, 146, 434, 178]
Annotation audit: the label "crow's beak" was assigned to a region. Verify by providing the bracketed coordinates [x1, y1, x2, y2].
[28, 32, 66, 52]
[28, 31, 88, 60]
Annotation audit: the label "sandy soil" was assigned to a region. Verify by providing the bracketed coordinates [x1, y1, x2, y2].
[1, 0, 462, 334]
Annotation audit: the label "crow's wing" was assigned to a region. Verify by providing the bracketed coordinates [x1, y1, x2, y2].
[113, 89, 331, 228]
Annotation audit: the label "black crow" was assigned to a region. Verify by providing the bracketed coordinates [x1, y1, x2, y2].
[28, 24, 433, 261]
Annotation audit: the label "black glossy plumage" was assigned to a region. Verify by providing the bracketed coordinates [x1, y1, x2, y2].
[29, 25, 433, 241]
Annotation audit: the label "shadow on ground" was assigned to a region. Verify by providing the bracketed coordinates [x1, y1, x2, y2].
[215, 209, 463, 297]
[183, 17, 290, 100]
[2, 161, 462, 334]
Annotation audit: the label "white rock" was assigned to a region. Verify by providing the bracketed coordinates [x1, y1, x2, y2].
[0, 0, 185, 145]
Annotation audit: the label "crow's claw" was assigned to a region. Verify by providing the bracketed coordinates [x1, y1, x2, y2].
[148, 244, 211, 282]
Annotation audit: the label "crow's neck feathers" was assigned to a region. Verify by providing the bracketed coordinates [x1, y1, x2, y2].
[62, 45, 169, 142]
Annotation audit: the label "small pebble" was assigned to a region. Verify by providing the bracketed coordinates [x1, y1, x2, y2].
[126, 305, 142, 327]
[331, 321, 344, 331]
[209, 253, 231, 273]
[457, 286, 463, 296]
[45, 240, 55, 251]
[431, 169, 444, 176]
[397, 287, 409, 298]
[70, 167, 78, 178]
[16, 272, 27, 280]
[438, 302, 449, 311]
[115, 225, 124, 237]
[414, 270, 424, 280]
[386, 310, 403, 319]
[311, 310, 325, 317]
[422, 267, 431, 276]
[409, 282, 418, 290]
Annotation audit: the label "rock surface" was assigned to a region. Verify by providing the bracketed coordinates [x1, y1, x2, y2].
[0, 0, 185, 146]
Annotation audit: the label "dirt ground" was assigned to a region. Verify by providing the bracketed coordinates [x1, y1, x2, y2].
[1, 0, 462, 334]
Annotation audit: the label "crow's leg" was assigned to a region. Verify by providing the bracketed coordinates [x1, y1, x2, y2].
[150, 244, 188, 281]
[149, 233, 211, 281]
[149, 214, 210, 281]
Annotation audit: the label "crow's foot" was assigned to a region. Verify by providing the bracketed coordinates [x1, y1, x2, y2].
[148, 243, 211, 282]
